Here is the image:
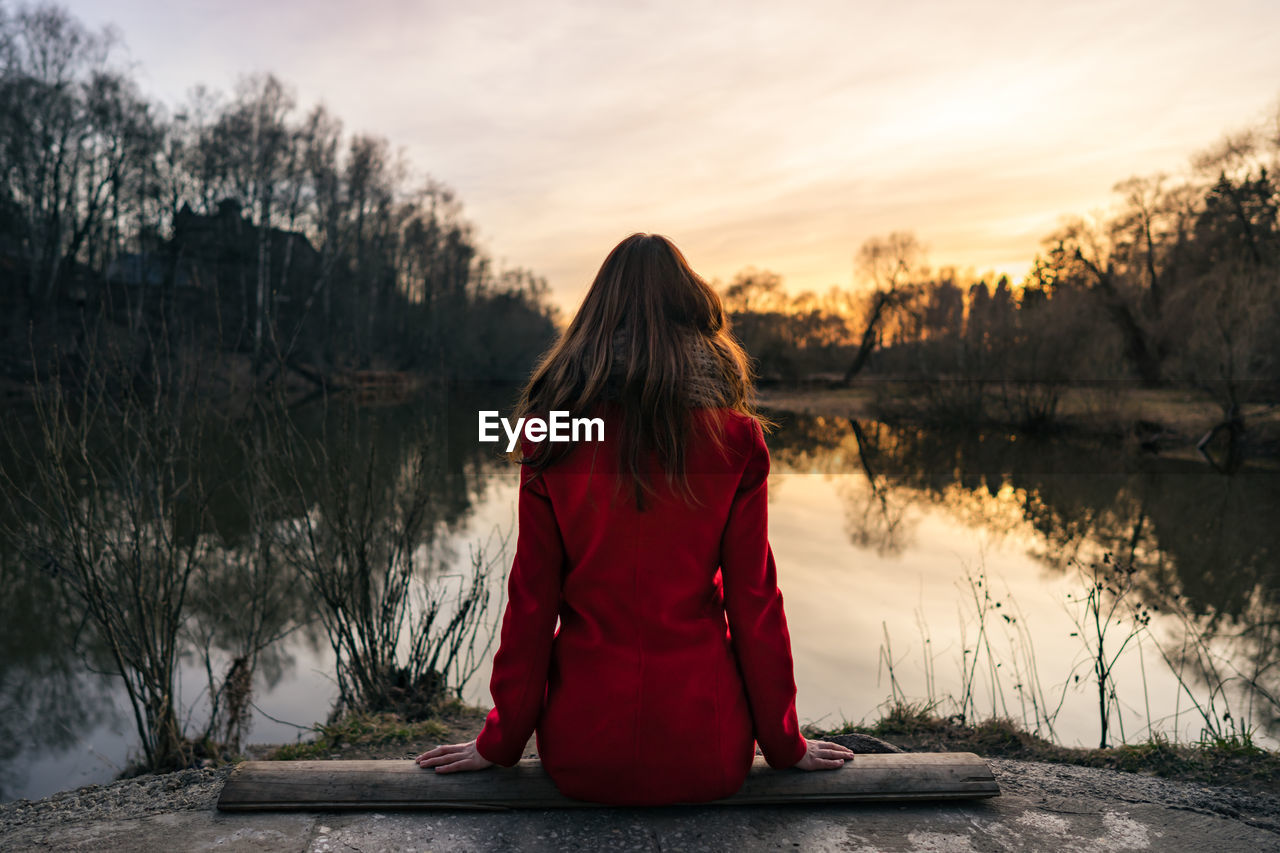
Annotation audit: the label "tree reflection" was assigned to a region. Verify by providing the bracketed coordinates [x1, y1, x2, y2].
[0, 383, 516, 797]
[0, 547, 119, 801]
[765, 411, 1280, 738]
[763, 412, 916, 556]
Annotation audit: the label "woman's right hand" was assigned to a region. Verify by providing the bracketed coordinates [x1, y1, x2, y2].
[792, 738, 857, 770]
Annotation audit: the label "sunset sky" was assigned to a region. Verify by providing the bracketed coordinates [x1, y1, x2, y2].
[62, 0, 1280, 312]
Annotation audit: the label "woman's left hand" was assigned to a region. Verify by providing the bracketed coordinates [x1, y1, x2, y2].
[415, 739, 495, 773]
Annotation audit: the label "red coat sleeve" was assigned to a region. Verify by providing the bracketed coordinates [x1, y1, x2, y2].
[719, 419, 808, 769]
[474, 460, 565, 766]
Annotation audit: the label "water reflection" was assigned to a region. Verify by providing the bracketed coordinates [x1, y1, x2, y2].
[2, 399, 1277, 801]
[764, 412, 1280, 742]
[0, 549, 120, 800]
[0, 384, 518, 801]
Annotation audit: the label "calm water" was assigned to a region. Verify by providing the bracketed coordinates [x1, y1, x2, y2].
[2, 390, 1278, 802]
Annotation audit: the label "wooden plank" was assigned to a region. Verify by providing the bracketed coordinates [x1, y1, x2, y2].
[217, 753, 998, 811]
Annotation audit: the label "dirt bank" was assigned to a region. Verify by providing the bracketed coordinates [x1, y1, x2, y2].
[755, 384, 1280, 459]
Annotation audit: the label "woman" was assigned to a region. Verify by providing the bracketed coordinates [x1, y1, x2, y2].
[416, 233, 855, 805]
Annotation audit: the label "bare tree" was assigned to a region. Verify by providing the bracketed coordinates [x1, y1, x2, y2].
[267, 395, 504, 719]
[1044, 218, 1165, 385]
[842, 231, 924, 384]
[1175, 262, 1280, 469]
[722, 267, 786, 314]
[182, 403, 306, 755]
[0, 6, 158, 305]
[1, 318, 217, 771]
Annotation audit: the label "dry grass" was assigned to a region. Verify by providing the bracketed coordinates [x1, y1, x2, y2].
[813, 702, 1280, 797]
[256, 700, 488, 761]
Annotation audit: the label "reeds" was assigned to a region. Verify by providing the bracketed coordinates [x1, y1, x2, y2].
[874, 555, 1273, 752]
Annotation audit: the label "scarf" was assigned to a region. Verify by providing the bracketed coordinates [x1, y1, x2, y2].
[606, 325, 735, 409]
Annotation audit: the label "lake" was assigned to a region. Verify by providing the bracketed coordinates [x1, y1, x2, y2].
[2, 386, 1277, 802]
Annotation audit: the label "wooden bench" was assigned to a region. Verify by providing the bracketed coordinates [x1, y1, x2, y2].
[217, 753, 999, 811]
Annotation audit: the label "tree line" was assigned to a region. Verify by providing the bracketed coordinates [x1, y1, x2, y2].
[721, 106, 1280, 453]
[0, 3, 558, 387]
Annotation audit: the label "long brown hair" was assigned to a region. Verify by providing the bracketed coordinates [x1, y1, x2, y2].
[513, 232, 765, 507]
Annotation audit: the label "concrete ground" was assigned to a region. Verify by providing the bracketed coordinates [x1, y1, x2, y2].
[2, 759, 1277, 851]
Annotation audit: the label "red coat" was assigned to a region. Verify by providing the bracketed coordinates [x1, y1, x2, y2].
[474, 403, 807, 805]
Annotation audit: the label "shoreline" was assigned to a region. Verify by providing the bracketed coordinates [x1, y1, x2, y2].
[232, 705, 1280, 800]
[4, 705, 1279, 849]
[7, 703, 1277, 812]
[755, 383, 1280, 461]
[3, 752, 1279, 851]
